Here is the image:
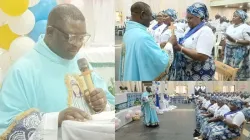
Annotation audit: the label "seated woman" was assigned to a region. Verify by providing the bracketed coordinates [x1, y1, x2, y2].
[195, 95, 211, 126]
[242, 108, 250, 138]
[196, 96, 218, 130]
[200, 99, 245, 140]
[197, 97, 230, 137]
[141, 87, 159, 127]
[168, 2, 215, 81]
[198, 95, 211, 112]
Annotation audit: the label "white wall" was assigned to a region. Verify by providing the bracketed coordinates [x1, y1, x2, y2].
[115, 81, 142, 93]
[78, 0, 115, 46]
[165, 81, 250, 94]
[115, 0, 211, 26]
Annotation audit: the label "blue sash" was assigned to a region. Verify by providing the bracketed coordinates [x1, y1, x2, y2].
[152, 23, 161, 30]
[168, 22, 205, 80]
[179, 22, 205, 45]
[224, 110, 240, 118]
[207, 103, 213, 109]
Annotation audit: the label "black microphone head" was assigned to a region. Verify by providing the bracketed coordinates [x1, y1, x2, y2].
[77, 58, 89, 72]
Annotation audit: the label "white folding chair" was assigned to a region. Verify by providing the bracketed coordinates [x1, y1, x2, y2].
[214, 32, 223, 60]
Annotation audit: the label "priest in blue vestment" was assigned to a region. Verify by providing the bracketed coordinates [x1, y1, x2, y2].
[0, 4, 115, 140]
[120, 2, 177, 81]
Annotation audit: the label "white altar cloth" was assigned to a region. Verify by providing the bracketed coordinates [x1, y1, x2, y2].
[115, 93, 128, 105]
[60, 111, 115, 140]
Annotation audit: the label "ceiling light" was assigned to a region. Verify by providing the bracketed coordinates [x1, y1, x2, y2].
[240, 5, 243, 8]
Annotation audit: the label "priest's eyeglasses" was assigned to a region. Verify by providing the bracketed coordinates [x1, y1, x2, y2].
[48, 26, 91, 45]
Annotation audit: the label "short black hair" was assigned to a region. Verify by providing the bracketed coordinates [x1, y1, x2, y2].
[47, 4, 85, 28]
[131, 2, 150, 14]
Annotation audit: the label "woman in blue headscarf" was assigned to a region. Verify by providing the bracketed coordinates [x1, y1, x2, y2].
[168, 2, 215, 81]
[196, 96, 217, 131]
[158, 9, 184, 48]
[149, 11, 167, 43]
[223, 10, 250, 80]
[200, 99, 245, 140]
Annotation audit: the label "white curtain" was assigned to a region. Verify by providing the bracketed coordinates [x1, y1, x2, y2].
[92, 0, 115, 46]
[76, 0, 115, 47]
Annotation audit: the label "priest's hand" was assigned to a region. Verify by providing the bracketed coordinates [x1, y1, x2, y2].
[169, 35, 177, 46]
[58, 107, 92, 127]
[89, 88, 107, 112]
[160, 42, 167, 49]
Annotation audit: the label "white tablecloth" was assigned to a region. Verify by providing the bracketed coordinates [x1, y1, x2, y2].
[115, 93, 128, 105]
[60, 111, 115, 140]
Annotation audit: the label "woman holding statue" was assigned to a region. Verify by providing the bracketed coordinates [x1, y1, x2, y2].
[158, 9, 185, 48]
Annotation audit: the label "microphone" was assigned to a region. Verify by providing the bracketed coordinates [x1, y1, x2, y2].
[77, 58, 94, 95]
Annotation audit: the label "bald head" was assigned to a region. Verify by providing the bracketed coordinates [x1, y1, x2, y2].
[130, 2, 152, 27]
[47, 4, 85, 28]
[44, 4, 87, 60]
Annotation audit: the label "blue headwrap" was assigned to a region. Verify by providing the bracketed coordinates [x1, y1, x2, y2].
[217, 97, 224, 103]
[187, 2, 209, 20]
[230, 99, 243, 109]
[234, 10, 248, 22]
[163, 9, 178, 21]
[211, 96, 217, 101]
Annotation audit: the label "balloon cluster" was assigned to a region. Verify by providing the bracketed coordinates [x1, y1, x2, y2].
[115, 117, 121, 129]
[132, 110, 141, 121]
[0, 0, 84, 84]
[0, 0, 57, 68]
[125, 110, 133, 120]
[125, 110, 141, 121]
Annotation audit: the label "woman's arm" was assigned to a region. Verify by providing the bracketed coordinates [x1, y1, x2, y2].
[223, 113, 245, 129]
[174, 44, 209, 61]
[223, 119, 240, 129]
[225, 34, 250, 46]
[173, 28, 213, 62]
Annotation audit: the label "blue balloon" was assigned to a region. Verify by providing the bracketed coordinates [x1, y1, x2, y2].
[29, 20, 47, 42]
[29, 0, 57, 22]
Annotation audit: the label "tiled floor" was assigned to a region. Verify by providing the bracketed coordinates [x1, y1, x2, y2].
[115, 103, 250, 140]
[116, 104, 196, 140]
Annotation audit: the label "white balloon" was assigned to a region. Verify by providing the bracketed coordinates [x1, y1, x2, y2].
[29, 0, 41, 7]
[9, 37, 35, 62]
[0, 9, 9, 27]
[8, 10, 35, 35]
[0, 49, 12, 84]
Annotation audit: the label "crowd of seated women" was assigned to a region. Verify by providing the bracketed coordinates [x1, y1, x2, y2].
[193, 92, 250, 140]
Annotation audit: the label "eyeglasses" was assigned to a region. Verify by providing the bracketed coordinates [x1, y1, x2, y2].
[48, 26, 91, 45]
